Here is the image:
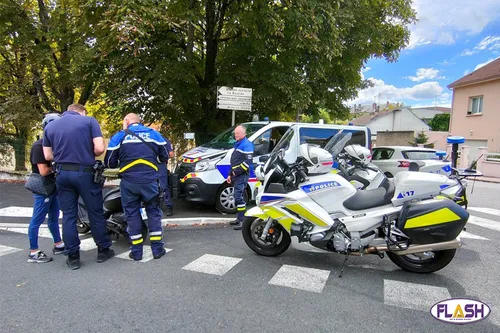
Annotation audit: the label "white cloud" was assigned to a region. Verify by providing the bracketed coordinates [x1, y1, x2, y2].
[474, 56, 500, 70]
[463, 69, 470, 76]
[408, 0, 500, 48]
[406, 68, 444, 82]
[350, 78, 444, 105]
[361, 67, 371, 73]
[461, 36, 500, 56]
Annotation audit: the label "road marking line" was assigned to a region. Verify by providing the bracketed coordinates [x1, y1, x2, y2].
[0, 244, 22, 257]
[468, 215, 500, 233]
[468, 207, 500, 217]
[460, 230, 489, 240]
[384, 279, 451, 311]
[0, 227, 61, 239]
[269, 264, 331, 293]
[116, 247, 173, 262]
[0, 206, 62, 218]
[182, 254, 242, 276]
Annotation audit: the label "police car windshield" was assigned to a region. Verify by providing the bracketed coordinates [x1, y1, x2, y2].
[203, 123, 265, 149]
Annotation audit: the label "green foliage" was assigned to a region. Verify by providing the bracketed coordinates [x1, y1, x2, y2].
[428, 113, 450, 131]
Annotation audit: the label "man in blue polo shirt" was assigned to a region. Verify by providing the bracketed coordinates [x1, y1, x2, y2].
[43, 103, 114, 270]
[105, 113, 170, 261]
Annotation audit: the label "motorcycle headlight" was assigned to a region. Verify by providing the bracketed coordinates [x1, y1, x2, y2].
[195, 158, 221, 172]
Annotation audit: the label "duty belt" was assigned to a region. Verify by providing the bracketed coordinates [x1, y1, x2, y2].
[60, 164, 93, 172]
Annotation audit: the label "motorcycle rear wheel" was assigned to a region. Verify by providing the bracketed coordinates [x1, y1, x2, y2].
[241, 217, 291, 257]
[387, 249, 456, 273]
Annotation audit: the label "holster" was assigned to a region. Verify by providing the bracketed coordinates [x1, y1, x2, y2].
[93, 160, 106, 185]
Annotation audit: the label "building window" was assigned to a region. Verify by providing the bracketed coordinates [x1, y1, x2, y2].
[468, 96, 483, 115]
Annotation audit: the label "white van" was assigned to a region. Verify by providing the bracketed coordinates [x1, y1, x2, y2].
[175, 121, 371, 213]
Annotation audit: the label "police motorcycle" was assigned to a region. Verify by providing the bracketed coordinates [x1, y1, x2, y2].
[242, 134, 473, 275]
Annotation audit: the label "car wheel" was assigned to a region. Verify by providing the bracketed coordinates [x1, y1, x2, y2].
[215, 183, 249, 214]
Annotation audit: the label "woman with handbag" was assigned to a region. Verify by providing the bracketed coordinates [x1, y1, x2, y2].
[26, 113, 65, 263]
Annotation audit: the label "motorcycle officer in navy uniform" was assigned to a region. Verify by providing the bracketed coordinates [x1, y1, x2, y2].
[105, 113, 170, 261]
[43, 103, 114, 270]
[227, 125, 254, 230]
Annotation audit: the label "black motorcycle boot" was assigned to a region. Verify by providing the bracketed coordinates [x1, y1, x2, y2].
[128, 252, 142, 261]
[153, 248, 167, 260]
[97, 247, 115, 263]
[66, 253, 80, 270]
[233, 221, 243, 230]
[165, 206, 173, 216]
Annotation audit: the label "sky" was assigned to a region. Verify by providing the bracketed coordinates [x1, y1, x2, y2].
[350, 0, 500, 109]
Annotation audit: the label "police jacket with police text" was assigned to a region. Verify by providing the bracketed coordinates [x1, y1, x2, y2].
[230, 137, 254, 177]
[104, 123, 169, 184]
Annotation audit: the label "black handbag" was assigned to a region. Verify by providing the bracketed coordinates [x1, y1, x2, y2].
[25, 173, 56, 196]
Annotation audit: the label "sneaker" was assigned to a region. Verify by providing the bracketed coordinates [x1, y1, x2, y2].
[52, 245, 65, 255]
[153, 248, 167, 260]
[233, 221, 243, 230]
[229, 219, 242, 226]
[27, 251, 53, 263]
[128, 252, 142, 261]
[66, 257, 80, 270]
[97, 247, 115, 263]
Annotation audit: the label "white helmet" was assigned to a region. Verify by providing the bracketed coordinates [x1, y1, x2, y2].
[299, 144, 333, 174]
[344, 144, 371, 165]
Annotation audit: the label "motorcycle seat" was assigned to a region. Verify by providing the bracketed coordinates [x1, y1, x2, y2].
[343, 180, 395, 211]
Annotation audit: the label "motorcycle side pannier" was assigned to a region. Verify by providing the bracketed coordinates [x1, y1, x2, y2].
[397, 199, 469, 244]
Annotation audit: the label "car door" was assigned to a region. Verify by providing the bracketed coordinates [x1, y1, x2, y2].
[371, 148, 397, 176]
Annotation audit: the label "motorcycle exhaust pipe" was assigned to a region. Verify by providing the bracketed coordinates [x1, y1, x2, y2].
[363, 237, 461, 256]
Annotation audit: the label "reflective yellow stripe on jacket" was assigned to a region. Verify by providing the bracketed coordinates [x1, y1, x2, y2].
[119, 158, 159, 173]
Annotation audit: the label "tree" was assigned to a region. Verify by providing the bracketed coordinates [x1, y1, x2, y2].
[428, 113, 450, 131]
[0, 0, 106, 169]
[91, 0, 416, 135]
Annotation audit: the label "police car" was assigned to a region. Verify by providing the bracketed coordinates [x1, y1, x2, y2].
[371, 146, 451, 178]
[175, 121, 371, 214]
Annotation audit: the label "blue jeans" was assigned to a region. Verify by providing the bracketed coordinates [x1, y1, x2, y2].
[28, 193, 62, 250]
[120, 179, 164, 258]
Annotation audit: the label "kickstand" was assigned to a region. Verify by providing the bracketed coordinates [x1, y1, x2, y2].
[339, 253, 349, 278]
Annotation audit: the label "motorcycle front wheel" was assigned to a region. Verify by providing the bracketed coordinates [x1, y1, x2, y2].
[386, 249, 456, 273]
[241, 217, 291, 257]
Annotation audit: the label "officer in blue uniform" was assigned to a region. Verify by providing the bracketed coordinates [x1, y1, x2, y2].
[105, 113, 169, 261]
[43, 103, 114, 270]
[159, 137, 174, 216]
[227, 125, 254, 230]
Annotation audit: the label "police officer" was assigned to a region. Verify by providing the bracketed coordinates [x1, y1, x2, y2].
[159, 136, 174, 216]
[43, 103, 114, 270]
[227, 125, 254, 230]
[105, 113, 169, 261]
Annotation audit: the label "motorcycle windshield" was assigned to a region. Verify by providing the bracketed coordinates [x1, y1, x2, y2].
[324, 130, 352, 159]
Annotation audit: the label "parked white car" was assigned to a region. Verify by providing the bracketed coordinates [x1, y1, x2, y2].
[371, 146, 451, 178]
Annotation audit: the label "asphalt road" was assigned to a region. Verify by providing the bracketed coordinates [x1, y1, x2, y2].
[1, 213, 500, 333]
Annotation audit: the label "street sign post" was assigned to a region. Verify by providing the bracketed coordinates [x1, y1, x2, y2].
[217, 86, 253, 126]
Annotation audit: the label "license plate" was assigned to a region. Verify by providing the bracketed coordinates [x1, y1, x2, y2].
[140, 208, 148, 220]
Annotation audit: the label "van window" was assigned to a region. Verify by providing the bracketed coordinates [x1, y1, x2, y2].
[299, 128, 367, 148]
[203, 123, 265, 149]
[253, 126, 290, 156]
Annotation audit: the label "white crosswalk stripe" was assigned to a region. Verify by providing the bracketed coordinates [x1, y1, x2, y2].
[182, 254, 242, 276]
[269, 264, 331, 293]
[468, 207, 500, 216]
[0, 206, 62, 218]
[468, 215, 500, 233]
[116, 247, 173, 262]
[460, 231, 489, 240]
[384, 279, 451, 311]
[0, 244, 22, 257]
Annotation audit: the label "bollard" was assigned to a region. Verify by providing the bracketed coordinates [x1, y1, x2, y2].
[446, 136, 465, 175]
